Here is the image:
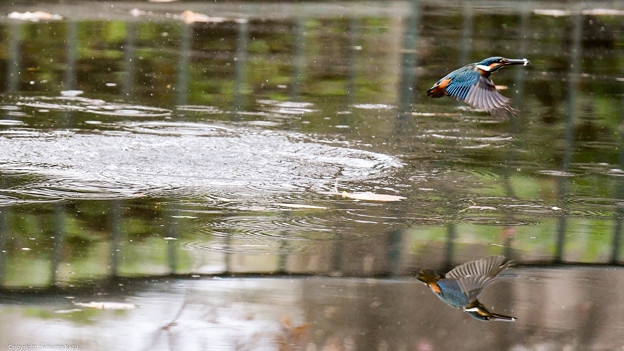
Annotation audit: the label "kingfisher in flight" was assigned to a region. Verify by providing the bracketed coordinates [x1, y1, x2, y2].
[426, 56, 529, 117]
[417, 255, 516, 322]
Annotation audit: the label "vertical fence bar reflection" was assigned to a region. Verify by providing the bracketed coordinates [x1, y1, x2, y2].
[611, 87, 624, 263]
[386, 229, 404, 276]
[6, 23, 22, 93]
[0, 208, 8, 284]
[63, 22, 78, 91]
[459, 2, 473, 68]
[501, 4, 531, 258]
[454, 2, 473, 110]
[110, 200, 122, 277]
[233, 20, 249, 113]
[290, 18, 306, 100]
[444, 222, 456, 268]
[50, 204, 66, 286]
[511, 3, 530, 129]
[278, 236, 288, 274]
[122, 22, 137, 99]
[612, 205, 623, 263]
[176, 22, 192, 107]
[555, 13, 583, 262]
[330, 238, 344, 274]
[224, 225, 232, 273]
[397, 0, 420, 114]
[62, 22, 78, 127]
[346, 18, 360, 105]
[166, 208, 179, 274]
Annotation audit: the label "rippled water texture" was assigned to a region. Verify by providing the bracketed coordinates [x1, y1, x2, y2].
[2, 1, 624, 350]
[0, 98, 401, 202]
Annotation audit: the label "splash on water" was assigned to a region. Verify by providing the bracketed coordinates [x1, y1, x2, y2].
[0, 121, 402, 203]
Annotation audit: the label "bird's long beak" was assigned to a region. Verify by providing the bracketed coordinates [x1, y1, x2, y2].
[464, 306, 518, 322]
[503, 58, 530, 66]
[487, 313, 517, 322]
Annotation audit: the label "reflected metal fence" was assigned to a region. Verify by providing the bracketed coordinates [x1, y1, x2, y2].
[0, 0, 624, 290]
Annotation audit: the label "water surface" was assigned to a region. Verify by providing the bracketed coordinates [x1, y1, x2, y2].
[1, 1, 624, 350]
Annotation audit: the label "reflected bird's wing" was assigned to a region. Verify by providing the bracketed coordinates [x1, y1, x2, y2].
[445, 255, 513, 302]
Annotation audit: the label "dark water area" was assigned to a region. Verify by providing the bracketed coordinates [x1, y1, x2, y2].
[1, 1, 624, 350]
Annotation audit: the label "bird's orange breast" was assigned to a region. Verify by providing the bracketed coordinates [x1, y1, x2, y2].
[428, 282, 441, 294]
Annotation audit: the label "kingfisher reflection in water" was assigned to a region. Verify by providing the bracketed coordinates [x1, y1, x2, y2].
[417, 255, 516, 322]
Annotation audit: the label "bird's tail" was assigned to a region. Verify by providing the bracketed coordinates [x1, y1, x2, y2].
[426, 87, 441, 98]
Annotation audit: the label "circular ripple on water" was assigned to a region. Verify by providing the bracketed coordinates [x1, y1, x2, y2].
[0, 120, 402, 202]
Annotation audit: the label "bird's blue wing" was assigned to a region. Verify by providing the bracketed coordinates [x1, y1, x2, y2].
[436, 279, 471, 308]
[444, 70, 513, 116]
[444, 68, 480, 101]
